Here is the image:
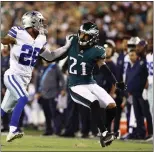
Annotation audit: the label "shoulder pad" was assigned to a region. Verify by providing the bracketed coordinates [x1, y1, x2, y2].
[8, 26, 25, 39]
[94, 45, 104, 50]
[93, 45, 106, 59]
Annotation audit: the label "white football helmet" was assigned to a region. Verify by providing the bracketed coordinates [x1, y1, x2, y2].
[21, 11, 46, 31]
[127, 37, 141, 52]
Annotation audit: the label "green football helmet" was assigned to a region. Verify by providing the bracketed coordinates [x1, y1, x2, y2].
[78, 22, 99, 48]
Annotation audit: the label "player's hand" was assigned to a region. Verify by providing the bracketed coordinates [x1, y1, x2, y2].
[60, 90, 66, 97]
[115, 82, 127, 91]
[65, 34, 73, 46]
[34, 93, 41, 100]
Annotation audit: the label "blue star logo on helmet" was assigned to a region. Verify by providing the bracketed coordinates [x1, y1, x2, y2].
[31, 12, 37, 16]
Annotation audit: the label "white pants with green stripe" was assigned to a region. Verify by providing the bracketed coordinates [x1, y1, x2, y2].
[70, 83, 115, 109]
[1, 71, 31, 113]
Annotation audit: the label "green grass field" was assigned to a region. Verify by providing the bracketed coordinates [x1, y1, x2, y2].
[1, 130, 153, 151]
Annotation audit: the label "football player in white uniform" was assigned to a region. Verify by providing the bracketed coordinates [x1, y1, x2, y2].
[145, 41, 153, 141]
[1, 11, 72, 142]
[146, 42, 153, 120]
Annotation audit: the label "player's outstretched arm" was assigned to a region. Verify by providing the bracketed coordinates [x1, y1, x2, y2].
[1, 35, 16, 45]
[97, 59, 127, 91]
[39, 35, 73, 62]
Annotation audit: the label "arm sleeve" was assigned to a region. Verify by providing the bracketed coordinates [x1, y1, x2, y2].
[7, 26, 18, 39]
[39, 44, 69, 62]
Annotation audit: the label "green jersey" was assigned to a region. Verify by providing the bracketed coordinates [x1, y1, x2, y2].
[68, 35, 106, 87]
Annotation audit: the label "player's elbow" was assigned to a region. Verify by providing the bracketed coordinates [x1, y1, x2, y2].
[1, 36, 16, 45]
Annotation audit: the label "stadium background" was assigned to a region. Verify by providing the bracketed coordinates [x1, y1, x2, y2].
[1, 1, 153, 149]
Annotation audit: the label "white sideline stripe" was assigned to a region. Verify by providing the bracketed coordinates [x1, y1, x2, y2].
[10, 76, 24, 97]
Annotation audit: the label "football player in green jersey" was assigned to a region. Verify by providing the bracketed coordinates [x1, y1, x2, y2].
[40, 22, 126, 147]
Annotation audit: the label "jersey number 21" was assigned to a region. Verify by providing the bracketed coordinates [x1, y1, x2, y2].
[69, 56, 87, 75]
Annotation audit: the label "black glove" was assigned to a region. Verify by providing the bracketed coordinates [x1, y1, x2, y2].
[115, 82, 127, 91]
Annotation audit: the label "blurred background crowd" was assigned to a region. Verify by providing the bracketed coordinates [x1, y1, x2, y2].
[1, 1, 153, 141]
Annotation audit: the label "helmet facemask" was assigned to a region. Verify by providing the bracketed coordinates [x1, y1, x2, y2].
[78, 22, 99, 49]
[31, 17, 46, 31]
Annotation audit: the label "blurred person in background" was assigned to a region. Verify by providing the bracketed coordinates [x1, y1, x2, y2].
[139, 39, 153, 141]
[96, 18, 107, 46]
[145, 38, 153, 141]
[123, 37, 141, 82]
[32, 59, 49, 130]
[93, 39, 117, 97]
[60, 90, 80, 137]
[113, 38, 127, 135]
[56, 29, 66, 47]
[116, 36, 130, 86]
[125, 48, 148, 139]
[35, 61, 66, 136]
[121, 37, 141, 139]
[146, 39, 153, 123]
[126, 15, 138, 37]
[95, 39, 117, 133]
[136, 40, 153, 141]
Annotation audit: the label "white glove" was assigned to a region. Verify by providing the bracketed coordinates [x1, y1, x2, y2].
[65, 34, 74, 47]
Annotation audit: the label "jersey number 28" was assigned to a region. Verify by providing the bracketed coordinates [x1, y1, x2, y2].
[19, 44, 40, 66]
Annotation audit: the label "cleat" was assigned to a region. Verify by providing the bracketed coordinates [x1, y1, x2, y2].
[105, 132, 119, 146]
[145, 136, 153, 142]
[6, 131, 24, 142]
[100, 131, 116, 147]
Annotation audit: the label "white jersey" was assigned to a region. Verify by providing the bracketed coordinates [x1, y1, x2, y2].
[146, 53, 153, 85]
[6, 26, 47, 77]
[123, 53, 130, 82]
